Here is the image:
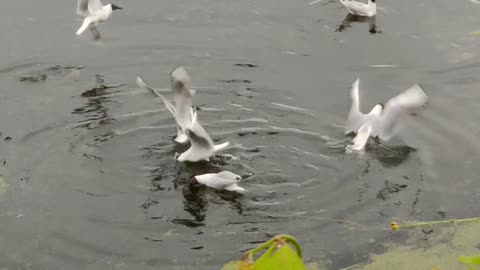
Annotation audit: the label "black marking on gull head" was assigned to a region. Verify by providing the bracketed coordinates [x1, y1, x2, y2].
[371, 0, 376, 2]
[111, 4, 123, 10]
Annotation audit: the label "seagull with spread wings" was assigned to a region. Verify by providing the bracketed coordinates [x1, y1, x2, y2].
[345, 78, 429, 151]
[136, 66, 196, 144]
[76, 0, 122, 40]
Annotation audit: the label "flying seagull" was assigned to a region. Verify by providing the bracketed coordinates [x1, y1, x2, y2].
[177, 107, 229, 162]
[136, 66, 196, 144]
[339, 0, 376, 17]
[345, 78, 429, 151]
[76, 0, 122, 40]
[194, 171, 245, 192]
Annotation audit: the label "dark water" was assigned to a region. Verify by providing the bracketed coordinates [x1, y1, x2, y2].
[1, 0, 480, 269]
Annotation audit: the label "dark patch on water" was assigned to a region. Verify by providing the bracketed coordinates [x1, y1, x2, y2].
[18, 64, 83, 82]
[219, 79, 251, 84]
[234, 63, 257, 68]
[376, 180, 408, 200]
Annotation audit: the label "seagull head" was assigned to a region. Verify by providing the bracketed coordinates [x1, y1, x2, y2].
[111, 4, 123, 11]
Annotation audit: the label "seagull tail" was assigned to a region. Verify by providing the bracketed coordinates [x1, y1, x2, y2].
[76, 17, 92, 35]
[214, 142, 230, 152]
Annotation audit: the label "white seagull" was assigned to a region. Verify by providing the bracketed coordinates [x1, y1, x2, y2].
[345, 78, 429, 151]
[136, 66, 196, 144]
[177, 108, 229, 162]
[194, 171, 245, 192]
[76, 0, 122, 40]
[339, 0, 376, 17]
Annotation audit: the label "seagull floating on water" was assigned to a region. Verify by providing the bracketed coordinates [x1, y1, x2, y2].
[345, 78, 429, 151]
[76, 0, 122, 40]
[136, 66, 196, 144]
[177, 107, 229, 162]
[339, 0, 376, 17]
[194, 171, 245, 192]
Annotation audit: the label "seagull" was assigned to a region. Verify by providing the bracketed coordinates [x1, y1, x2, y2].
[194, 171, 245, 192]
[177, 107, 229, 162]
[345, 78, 429, 151]
[76, 0, 122, 40]
[136, 66, 196, 144]
[339, 0, 376, 17]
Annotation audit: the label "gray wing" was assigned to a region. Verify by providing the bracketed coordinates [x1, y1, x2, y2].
[186, 125, 214, 150]
[375, 84, 429, 140]
[88, 0, 104, 14]
[89, 25, 101, 41]
[217, 171, 241, 181]
[77, 0, 89, 16]
[136, 75, 180, 123]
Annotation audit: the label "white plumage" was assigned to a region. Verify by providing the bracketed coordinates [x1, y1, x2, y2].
[76, 0, 122, 40]
[346, 78, 429, 151]
[339, 0, 376, 17]
[194, 171, 245, 192]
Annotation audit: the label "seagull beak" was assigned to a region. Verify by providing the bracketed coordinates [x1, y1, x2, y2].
[111, 4, 123, 10]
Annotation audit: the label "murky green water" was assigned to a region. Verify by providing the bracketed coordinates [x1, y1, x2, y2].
[1, 0, 480, 269]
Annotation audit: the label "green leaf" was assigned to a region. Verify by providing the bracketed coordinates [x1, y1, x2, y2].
[254, 244, 306, 270]
[460, 256, 480, 265]
[0, 177, 8, 193]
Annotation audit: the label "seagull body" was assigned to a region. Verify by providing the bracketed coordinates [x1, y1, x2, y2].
[76, 0, 122, 40]
[346, 78, 428, 151]
[136, 67, 196, 144]
[339, 0, 376, 17]
[170, 67, 196, 143]
[177, 108, 229, 162]
[194, 171, 245, 192]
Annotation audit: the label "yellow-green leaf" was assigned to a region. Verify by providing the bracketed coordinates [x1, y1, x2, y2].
[0, 177, 8, 193]
[254, 244, 306, 270]
[460, 256, 480, 265]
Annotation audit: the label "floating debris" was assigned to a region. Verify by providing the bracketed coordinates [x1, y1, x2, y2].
[0, 177, 8, 193]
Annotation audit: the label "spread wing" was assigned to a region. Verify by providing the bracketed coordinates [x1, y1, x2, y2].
[88, 0, 104, 14]
[375, 84, 429, 141]
[76, 0, 89, 16]
[345, 78, 369, 134]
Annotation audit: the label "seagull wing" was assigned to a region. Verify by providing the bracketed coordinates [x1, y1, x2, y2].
[186, 110, 215, 151]
[195, 172, 238, 189]
[345, 78, 369, 134]
[136, 75, 182, 124]
[375, 84, 429, 141]
[88, 0, 104, 14]
[351, 122, 372, 151]
[77, 0, 89, 16]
